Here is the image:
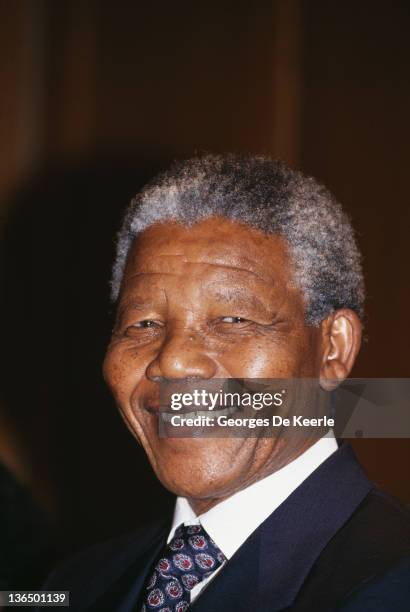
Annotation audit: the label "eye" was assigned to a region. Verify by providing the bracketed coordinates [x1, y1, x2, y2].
[133, 320, 159, 328]
[123, 319, 164, 336]
[212, 316, 254, 335]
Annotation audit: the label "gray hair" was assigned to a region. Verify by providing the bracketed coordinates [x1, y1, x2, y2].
[111, 154, 364, 325]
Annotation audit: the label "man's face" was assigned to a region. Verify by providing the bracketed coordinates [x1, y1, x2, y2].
[104, 217, 324, 505]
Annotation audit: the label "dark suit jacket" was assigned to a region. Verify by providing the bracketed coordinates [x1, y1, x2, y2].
[40, 445, 410, 611]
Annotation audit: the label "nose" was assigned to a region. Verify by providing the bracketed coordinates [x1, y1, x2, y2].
[146, 328, 217, 381]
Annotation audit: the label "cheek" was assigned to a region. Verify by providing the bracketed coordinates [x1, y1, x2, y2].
[219, 336, 309, 378]
[103, 345, 146, 404]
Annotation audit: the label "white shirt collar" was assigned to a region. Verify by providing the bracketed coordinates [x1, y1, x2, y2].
[168, 434, 338, 560]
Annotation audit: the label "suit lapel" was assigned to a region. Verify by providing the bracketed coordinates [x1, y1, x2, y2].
[257, 444, 372, 609]
[193, 444, 373, 612]
[192, 528, 261, 612]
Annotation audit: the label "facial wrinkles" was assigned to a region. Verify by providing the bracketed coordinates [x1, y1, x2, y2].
[122, 257, 281, 319]
[119, 234, 299, 382]
[122, 263, 275, 302]
[118, 264, 304, 380]
[124, 227, 282, 278]
[104, 220, 325, 508]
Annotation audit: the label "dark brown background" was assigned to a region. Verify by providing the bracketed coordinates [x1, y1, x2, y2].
[0, 0, 409, 561]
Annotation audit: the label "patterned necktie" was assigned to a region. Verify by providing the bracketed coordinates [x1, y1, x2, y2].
[141, 523, 226, 611]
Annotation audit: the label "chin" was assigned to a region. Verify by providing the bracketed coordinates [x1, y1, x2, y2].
[160, 478, 219, 500]
[152, 451, 240, 501]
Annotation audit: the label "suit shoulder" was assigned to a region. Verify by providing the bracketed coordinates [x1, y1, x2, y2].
[340, 488, 410, 556]
[293, 488, 410, 610]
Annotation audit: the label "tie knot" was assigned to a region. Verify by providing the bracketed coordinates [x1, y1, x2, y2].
[165, 522, 226, 577]
[175, 523, 205, 539]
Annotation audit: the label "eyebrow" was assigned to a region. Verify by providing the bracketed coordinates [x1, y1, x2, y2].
[210, 287, 273, 312]
[116, 298, 159, 320]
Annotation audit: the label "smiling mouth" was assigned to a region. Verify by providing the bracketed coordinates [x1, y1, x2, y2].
[143, 403, 243, 419]
[160, 405, 242, 421]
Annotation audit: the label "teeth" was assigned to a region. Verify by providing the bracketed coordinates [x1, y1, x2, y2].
[161, 405, 240, 422]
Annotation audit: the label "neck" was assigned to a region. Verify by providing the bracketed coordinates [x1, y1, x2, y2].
[187, 436, 320, 515]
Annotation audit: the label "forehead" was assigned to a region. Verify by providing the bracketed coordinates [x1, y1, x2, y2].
[122, 217, 295, 288]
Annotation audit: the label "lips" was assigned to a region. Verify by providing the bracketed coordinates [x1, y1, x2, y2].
[143, 399, 177, 415]
[140, 389, 161, 414]
[144, 400, 160, 414]
[140, 385, 246, 417]
[160, 405, 242, 421]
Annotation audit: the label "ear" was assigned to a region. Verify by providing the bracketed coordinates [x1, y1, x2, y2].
[319, 309, 362, 391]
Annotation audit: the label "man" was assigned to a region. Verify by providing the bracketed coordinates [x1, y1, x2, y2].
[42, 155, 410, 610]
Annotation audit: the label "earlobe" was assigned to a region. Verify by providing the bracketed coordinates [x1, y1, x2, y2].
[319, 309, 362, 391]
